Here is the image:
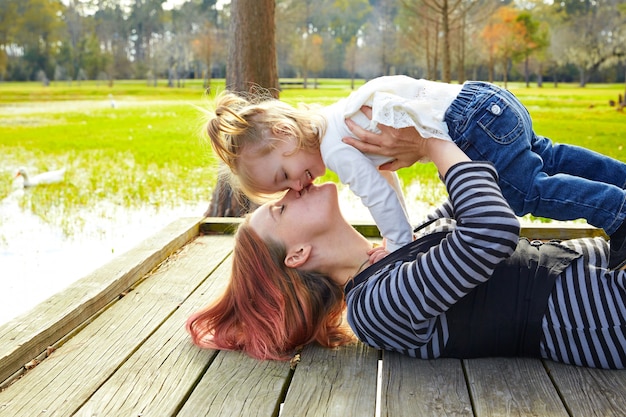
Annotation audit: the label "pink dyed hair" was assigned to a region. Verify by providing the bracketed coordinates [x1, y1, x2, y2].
[186, 217, 354, 360]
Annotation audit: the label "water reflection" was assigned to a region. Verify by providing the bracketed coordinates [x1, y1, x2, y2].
[0, 192, 207, 325]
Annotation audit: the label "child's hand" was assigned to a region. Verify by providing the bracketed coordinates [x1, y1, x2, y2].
[367, 245, 389, 264]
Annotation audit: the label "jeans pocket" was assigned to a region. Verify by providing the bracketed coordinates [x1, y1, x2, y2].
[476, 97, 524, 145]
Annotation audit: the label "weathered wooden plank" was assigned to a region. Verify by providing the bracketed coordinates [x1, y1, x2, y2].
[178, 350, 292, 417]
[280, 342, 379, 417]
[73, 239, 234, 416]
[465, 357, 568, 417]
[545, 361, 626, 417]
[200, 217, 606, 240]
[200, 217, 382, 238]
[0, 234, 233, 417]
[520, 223, 607, 240]
[381, 353, 472, 417]
[0, 217, 204, 385]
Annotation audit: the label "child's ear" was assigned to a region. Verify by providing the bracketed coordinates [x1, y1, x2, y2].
[285, 245, 312, 268]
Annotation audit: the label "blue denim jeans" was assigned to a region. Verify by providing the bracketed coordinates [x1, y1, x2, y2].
[445, 81, 626, 235]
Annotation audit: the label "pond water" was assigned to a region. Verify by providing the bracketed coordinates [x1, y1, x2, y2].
[0, 186, 209, 325]
[0, 180, 443, 326]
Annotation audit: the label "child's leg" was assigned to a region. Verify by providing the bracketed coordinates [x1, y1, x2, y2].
[445, 81, 626, 234]
[531, 135, 626, 189]
[532, 136, 626, 268]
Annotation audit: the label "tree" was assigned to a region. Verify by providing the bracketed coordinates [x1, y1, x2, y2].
[516, 11, 549, 87]
[322, 0, 371, 79]
[227, 0, 278, 93]
[128, 0, 166, 82]
[283, 0, 320, 87]
[15, 0, 65, 81]
[370, 0, 399, 77]
[400, 0, 483, 82]
[304, 34, 326, 87]
[554, 0, 626, 86]
[192, 22, 224, 89]
[92, 1, 133, 82]
[398, 1, 439, 79]
[0, 0, 19, 80]
[207, 0, 278, 217]
[481, 6, 526, 86]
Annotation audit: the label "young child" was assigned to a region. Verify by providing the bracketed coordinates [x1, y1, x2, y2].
[206, 90, 414, 254]
[205, 76, 626, 269]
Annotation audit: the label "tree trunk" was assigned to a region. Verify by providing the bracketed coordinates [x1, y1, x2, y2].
[456, 15, 466, 84]
[441, 0, 451, 83]
[227, 0, 279, 94]
[524, 55, 530, 87]
[207, 0, 278, 218]
[205, 173, 258, 217]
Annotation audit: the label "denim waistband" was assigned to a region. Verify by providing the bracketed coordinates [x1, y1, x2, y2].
[445, 81, 503, 137]
[445, 81, 500, 121]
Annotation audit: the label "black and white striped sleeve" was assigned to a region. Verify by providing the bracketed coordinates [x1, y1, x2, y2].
[346, 161, 521, 356]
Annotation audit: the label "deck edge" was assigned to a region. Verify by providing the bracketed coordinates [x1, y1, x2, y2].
[0, 217, 204, 385]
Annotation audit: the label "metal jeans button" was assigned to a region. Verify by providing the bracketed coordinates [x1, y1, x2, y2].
[490, 104, 502, 115]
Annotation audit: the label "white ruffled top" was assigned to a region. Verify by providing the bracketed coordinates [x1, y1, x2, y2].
[318, 75, 463, 252]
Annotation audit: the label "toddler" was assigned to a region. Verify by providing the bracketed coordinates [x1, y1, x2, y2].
[206, 91, 413, 254]
[205, 76, 626, 269]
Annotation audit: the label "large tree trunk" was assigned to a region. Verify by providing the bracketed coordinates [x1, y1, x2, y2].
[227, 0, 279, 94]
[206, 0, 278, 218]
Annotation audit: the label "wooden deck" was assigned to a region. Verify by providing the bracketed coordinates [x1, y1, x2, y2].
[0, 218, 624, 417]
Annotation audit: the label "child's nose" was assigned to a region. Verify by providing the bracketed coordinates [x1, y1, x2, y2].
[291, 180, 303, 191]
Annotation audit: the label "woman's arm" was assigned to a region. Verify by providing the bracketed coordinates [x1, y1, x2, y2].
[346, 161, 521, 356]
[423, 137, 470, 177]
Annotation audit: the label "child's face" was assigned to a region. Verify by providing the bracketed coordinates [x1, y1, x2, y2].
[241, 135, 326, 193]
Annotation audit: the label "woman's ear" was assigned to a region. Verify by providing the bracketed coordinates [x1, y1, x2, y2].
[285, 245, 312, 268]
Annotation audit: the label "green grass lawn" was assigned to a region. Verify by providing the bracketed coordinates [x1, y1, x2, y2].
[1, 79, 625, 234]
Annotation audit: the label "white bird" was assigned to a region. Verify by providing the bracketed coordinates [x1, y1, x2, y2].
[15, 167, 66, 188]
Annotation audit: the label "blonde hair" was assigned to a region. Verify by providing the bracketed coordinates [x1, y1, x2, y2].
[204, 90, 326, 203]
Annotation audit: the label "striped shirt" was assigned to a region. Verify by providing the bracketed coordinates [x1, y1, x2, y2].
[346, 161, 626, 369]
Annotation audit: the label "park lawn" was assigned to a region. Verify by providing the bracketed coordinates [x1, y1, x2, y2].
[509, 83, 626, 158]
[1, 79, 625, 233]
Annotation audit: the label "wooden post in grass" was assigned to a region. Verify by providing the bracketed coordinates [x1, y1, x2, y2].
[207, 0, 279, 217]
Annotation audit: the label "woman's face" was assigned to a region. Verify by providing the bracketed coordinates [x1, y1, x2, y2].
[249, 182, 340, 247]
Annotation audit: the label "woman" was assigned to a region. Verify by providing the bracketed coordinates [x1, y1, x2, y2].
[187, 123, 626, 369]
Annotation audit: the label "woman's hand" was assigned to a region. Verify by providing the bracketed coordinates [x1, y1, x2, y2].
[344, 106, 470, 177]
[343, 106, 430, 171]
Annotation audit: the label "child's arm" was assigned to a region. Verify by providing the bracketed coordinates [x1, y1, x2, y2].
[368, 244, 389, 264]
[378, 170, 410, 219]
[323, 145, 414, 253]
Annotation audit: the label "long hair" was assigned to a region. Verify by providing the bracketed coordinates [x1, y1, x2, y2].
[202, 90, 326, 203]
[186, 217, 354, 361]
